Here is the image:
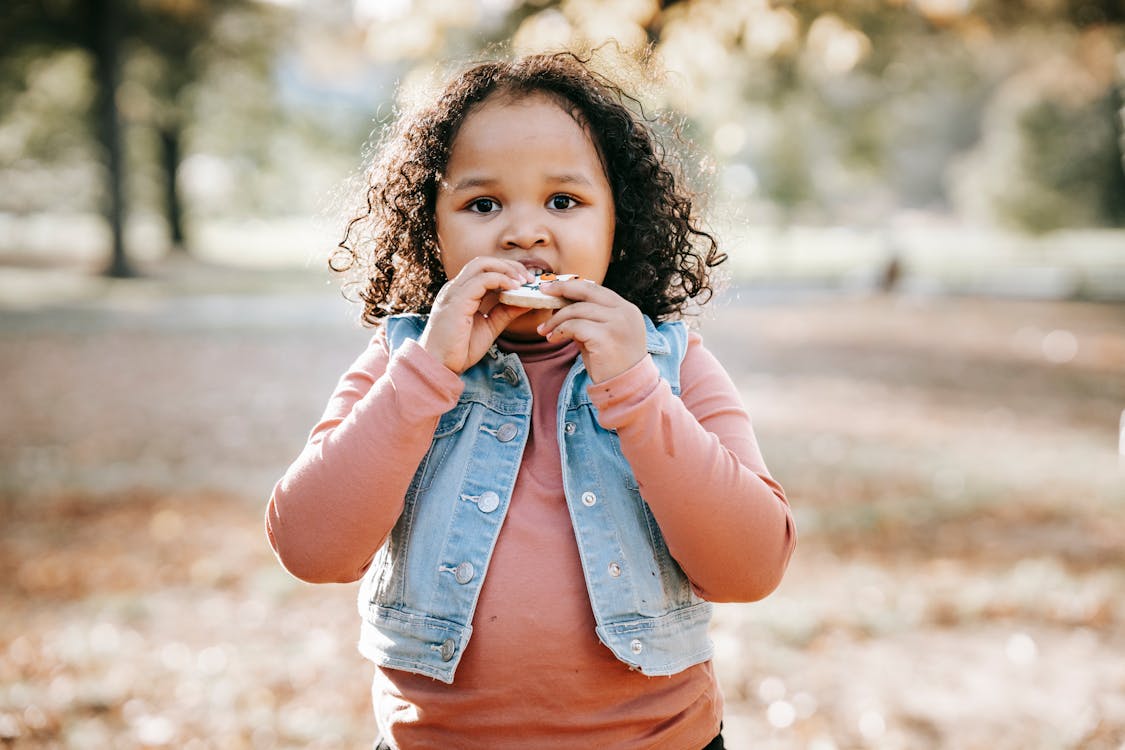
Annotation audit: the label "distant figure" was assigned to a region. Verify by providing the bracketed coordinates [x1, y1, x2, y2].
[880, 253, 903, 293]
[265, 52, 796, 750]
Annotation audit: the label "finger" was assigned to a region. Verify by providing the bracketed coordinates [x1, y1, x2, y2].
[482, 303, 531, 333]
[459, 256, 535, 283]
[543, 318, 600, 346]
[540, 277, 612, 303]
[447, 271, 526, 304]
[536, 302, 612, 336]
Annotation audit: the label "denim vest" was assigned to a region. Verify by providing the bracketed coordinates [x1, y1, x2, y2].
[356, 313, 713, 684]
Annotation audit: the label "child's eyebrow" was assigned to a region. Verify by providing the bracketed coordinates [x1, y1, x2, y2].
[449, 176, 497, 191]
[546, 173, 594, 187]
[447, 173, 595, 192]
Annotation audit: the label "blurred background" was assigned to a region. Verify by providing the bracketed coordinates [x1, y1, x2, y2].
[1, 1, 1123, 748]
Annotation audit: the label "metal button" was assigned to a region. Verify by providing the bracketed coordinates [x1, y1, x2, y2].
[454, 562, 475, 584]
[439, 638, 456, 662]
[496, 423, 518, 442]
[630, 638, 643, 655]
[478, 491, 500, 513]
[502, 368, 519, 386]
[564, 422, 576, 435]
[581, 491, 597, 507]
[608, 561, 622, 577]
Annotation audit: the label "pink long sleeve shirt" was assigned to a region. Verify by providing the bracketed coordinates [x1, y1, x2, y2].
[267, 327, 795, 749]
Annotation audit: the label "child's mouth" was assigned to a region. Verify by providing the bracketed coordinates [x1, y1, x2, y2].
[518, 259, 554, 275]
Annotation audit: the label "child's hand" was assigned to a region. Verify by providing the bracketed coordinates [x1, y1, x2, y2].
[535, 279, 647, 383]
[419, 257, 534, 374]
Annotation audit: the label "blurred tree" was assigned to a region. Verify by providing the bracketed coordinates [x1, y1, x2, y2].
[129, 0, 286, 253]
[950, 27, 1125, 233]
[0, 0, 286, 273]
[0, 0, 132, 274]
[361, 0, 1124, 232]
[3, 0, 1122, 266]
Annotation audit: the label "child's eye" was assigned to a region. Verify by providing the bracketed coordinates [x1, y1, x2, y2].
[549, 195, 578, 210]
[468, 198, 499, 213]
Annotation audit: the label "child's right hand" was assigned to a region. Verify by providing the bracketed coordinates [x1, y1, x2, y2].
[418, 257, 534, 373]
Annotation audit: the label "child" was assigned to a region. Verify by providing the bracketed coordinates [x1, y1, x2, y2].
[266, 51, 796, 750]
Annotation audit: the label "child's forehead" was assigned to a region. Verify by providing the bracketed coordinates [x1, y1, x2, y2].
[463, 89, 582, 128]
[447, 91, 605, 166]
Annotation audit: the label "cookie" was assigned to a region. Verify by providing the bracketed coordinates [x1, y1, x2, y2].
[498, 273, 582, 309]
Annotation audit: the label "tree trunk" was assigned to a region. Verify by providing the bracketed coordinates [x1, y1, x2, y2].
[159, 125, 188, 253]
[92, 0, 133, 277]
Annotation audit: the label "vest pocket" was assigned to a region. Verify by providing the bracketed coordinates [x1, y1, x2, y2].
[595, 600, 714, 676]
[578, 403, 640, 492]
[637, 500, 703, 607]
[358, 604, 471, 685]
[412, 401, 473, 492]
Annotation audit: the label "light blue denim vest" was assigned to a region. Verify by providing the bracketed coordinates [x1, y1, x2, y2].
[357, 313, 713, 684]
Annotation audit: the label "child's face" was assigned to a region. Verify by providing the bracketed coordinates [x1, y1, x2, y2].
[434, 92, 615, 339]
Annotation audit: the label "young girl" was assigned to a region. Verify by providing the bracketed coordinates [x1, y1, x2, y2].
[266, 52, 796, 750]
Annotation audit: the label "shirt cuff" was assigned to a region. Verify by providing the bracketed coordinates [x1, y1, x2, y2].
[587, 354, 662, 430]
[390, 338, 465, 413]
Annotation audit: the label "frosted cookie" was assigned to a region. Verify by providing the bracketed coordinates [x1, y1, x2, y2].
[498, 272, 583, 309]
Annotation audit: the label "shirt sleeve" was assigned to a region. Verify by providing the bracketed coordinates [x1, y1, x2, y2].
[265, 328, 464, 584]
[587, 331, 796, 602]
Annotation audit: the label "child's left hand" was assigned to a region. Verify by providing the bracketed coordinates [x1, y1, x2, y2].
[536, 279, 647, 384]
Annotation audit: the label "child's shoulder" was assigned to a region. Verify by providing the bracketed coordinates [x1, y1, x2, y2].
[380, 314, 429, 352]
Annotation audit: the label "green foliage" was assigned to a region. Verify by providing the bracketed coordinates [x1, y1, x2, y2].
[946, 26, 1125, 233]
[0, 0, 291, 219]
[2, 0, 1124, 244]
[758, 104, 816, 218]
[1000, 90, 1125, 232]
[491, 0, 1125, 231]
[0, 50, 94, 164]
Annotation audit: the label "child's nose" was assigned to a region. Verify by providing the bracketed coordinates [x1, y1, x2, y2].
[500, 207, 549, 249]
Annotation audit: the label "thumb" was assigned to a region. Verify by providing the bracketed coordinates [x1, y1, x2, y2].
[486, 303, 531, 334]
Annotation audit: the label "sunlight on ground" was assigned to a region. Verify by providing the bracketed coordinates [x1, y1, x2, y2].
[1, 242, 1124, 748]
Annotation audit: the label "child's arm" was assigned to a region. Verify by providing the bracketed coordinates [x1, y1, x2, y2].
[589, 333, 797, 603]
[265, 329, 464, 583]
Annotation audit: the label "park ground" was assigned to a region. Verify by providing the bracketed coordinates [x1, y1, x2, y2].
[1, 257, 1123, 749]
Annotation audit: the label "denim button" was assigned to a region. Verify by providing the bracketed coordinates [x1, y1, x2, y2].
[455, 562, 475, 584]
[581, 491, 597, 507]
[630, 638, 643, 655]
[496, 423, 518, 442]
[503, 368, 519, 386]
[564, 422, 576, 435]
[439, 638, 456, 661]
[478, 491, 500, 513]
[608, 561, 622, 577]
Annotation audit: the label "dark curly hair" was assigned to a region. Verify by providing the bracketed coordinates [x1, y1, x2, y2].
[330, 50, 725, 326]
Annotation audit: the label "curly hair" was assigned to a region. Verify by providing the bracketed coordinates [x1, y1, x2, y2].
[331, 51, 725, 326]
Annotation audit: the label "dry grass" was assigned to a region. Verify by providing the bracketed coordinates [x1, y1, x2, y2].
[1, 276, 1123, 749]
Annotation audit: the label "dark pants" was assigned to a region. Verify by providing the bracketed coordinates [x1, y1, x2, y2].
[701, 726, 725, 750]
[375, 726, 724, 749]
